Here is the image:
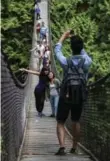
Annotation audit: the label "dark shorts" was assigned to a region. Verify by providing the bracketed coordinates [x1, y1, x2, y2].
[41, 33, 46, 39]
[56, 97, 83, 123]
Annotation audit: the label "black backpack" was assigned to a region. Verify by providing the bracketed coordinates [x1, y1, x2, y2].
[60, 58, 87, 104]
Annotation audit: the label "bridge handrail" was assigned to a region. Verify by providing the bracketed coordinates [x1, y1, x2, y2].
[48, 0, 61, 80]
[1, 6, 35, 161]
[2, 52, 28, 88]
[88, 73, 110, 88]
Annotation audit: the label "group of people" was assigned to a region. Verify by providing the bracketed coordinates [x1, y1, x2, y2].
[32, 2, 50, 69]
[35, 1, 48, 42]
[20, 1, 60, 118]
[20, 0, 92, 156]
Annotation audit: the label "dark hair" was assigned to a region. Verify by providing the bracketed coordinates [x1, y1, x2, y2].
[40, 67, 49, 75]
[37, 40, 40, 44]
[49, 71, 55, 80]
[70, 35, 83, 55]
[40, 67, 50, 83]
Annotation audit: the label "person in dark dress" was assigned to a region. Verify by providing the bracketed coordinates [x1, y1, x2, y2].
[34, 67, 50, 117]
[19, 67, 50, 117]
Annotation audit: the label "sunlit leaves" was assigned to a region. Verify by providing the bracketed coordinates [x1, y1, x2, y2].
[1, 0, 33, 71]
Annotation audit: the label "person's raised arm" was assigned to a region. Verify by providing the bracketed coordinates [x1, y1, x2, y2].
[58, 30, 72, 44]
[19, 68, 40, 75]
[54, 30, 72, 66]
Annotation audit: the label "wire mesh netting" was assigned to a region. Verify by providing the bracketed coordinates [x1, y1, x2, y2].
[66, 75, 110, 161]
[80, 77, 110, 161]
[1, 5, 35, 161]
[1, 53, 32, 161]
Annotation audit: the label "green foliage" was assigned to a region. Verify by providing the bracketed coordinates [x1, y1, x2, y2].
[1, 0, 34, 71]
[50, 0, 110, 80]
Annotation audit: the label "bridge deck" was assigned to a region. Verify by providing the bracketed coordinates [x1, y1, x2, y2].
[19, 0, 92, 161]
[20, 100, 92, 161]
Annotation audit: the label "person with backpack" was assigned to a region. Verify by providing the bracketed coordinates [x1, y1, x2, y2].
[54, 30, 92, 155]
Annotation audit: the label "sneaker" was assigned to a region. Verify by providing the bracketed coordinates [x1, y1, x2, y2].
[70, 148, 76, 154]
[38, 112, 42, 117]
[55, 147, 66, 156]
[49, 114, 55, 117]
[41, 113, 46, 117]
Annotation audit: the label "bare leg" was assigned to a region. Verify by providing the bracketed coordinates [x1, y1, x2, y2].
[72, 122, 80, 149]
[57, 122, 65, 148]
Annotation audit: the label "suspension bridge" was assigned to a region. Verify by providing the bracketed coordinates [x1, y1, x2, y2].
[1, 0, 110, 161]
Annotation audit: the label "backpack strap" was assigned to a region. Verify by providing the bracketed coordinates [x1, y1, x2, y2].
[62, 58, 71, 83]
[78, 58, 85, 68]
[67, 57, 85, 69]
[67, 58, 86, 84]
[67, 58, 72, 68]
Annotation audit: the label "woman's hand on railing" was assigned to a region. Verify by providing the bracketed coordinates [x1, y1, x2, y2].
[19, 68, 40, 75]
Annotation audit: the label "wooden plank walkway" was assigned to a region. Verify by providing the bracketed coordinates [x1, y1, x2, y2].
[20, 100, 92, 161]
[19, 0, 93, 161]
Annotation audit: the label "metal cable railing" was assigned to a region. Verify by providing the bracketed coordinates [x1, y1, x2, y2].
[48, 0, 61, 80]
[48, 1, 110, 161]
[1, 52, 29, 88]
[1, 52, 28, 161]
[1, 54, 34, 161]
[80, 75, 110, 161]
[1, 7, 35, 161]
[66, 74, 110, 161]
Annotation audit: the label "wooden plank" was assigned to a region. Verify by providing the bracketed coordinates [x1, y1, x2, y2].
[21, 155, 92, 161]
